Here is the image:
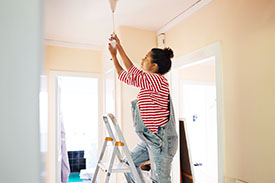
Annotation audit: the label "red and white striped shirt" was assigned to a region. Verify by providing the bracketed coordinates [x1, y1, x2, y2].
[118, 65, 169, 133]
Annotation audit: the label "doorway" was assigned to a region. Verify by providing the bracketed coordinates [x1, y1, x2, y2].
[170, 42, 223, 183]
[180, 58, 217, 182]
[49, 71, 103, 183]
[58, 76, 99, 182]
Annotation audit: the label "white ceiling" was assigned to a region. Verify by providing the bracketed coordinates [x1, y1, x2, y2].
[45, 0, 212, 49]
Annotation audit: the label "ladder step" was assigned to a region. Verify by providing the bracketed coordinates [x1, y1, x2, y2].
[98, 161, 131, 173]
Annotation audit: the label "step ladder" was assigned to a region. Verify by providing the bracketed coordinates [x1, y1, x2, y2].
[91, 113, 143, 183]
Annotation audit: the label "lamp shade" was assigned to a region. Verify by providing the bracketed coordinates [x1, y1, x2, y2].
[109, 0, 118, 13]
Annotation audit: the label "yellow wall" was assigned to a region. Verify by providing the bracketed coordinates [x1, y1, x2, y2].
[118, 26, 157, 67]
[165, 0, 275, 182]
[45, 45, 103, 73]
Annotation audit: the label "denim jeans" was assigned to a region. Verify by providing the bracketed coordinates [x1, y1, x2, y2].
[126, 96, 178, 183]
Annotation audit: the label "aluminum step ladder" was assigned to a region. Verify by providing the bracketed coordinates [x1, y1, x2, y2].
[91, 113, 143, 183]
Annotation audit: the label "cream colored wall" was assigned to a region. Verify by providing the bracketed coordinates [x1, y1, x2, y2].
[165, 0, 275, 182]
[45, 45, 103, 73]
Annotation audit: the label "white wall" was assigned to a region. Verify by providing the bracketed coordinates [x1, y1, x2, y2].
[0, 0, 43, 183]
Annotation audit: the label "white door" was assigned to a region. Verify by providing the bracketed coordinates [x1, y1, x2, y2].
[181, 83, 218, 183]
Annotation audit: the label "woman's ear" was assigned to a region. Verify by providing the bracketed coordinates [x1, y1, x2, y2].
[152, 63, 159, 72]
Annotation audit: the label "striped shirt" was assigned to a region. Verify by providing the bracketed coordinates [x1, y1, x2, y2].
[118, 65, 169, 133]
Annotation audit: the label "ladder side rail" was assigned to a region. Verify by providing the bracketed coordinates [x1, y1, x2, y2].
[104, 146, 118, 183]
[103, 115, 125, 162]
[106, 114, 127, 144]
[93, 114, 142, 183]
[92, 139, 109, 183]
[124, 173, 132, 183]
[122, 142, 144, 183]
[103, 116, 116, 141]
[107, 114, 143, 183]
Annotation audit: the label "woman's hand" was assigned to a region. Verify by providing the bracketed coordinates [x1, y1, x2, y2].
[108, 42, 117, 57]
[109, 34, 133, 70]
[108, 34, 124, 74]
[109, 34, 121, 48]
[108, 34, 118, 57]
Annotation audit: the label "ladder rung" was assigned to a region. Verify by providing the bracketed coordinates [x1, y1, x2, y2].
[98, 161, 131, 173]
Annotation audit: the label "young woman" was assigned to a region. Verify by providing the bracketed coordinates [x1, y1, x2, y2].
[108, 34, 178, 183]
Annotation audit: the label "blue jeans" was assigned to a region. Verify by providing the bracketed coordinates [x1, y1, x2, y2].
[126, 97, 178, 183]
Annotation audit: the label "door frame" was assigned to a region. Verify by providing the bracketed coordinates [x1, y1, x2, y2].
[48, 71, 103, 183]
[170, 42, 224, 183]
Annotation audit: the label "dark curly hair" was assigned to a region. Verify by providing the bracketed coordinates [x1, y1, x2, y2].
[151, 47, 174, 75]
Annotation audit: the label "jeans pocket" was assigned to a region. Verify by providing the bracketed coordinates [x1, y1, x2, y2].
[167, 136, 178, 157]
[143, 132, 161, 147]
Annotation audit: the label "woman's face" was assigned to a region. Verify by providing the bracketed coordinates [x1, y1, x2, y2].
[141, 51, 158, 73]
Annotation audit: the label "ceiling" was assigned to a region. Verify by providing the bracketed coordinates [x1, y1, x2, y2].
[45, 0, 212, 49]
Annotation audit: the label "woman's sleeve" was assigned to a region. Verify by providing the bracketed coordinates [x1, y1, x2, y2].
[118, 65, 163, 92]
